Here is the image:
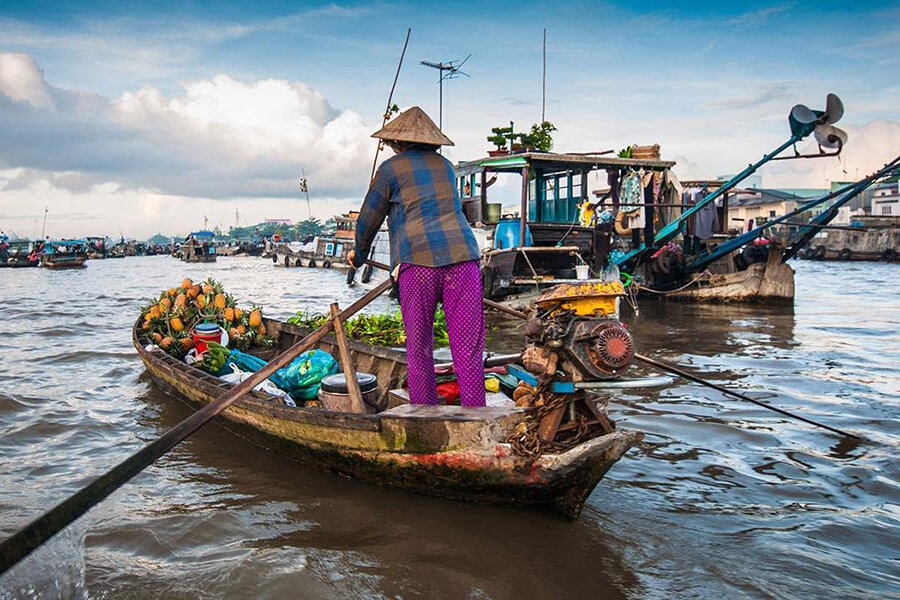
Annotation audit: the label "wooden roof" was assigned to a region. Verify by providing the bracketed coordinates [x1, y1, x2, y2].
[457, 151, 675, 178]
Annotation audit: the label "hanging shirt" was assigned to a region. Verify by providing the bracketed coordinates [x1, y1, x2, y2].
[353, 148, 481, 268]
[619, 170, 645, 228]
[693, 201, 720, 240]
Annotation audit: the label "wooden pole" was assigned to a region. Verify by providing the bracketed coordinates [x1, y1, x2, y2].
[0, 278, 393, 576]
[520, 165, 530, 249]
[330, 303, 367, 413]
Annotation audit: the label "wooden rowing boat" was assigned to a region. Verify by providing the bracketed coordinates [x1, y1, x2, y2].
[132, 315, 641, 519]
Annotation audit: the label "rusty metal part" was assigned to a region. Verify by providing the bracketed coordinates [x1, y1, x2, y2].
[532, 281, 625, 317]
[563, 320, 634, 379]
[521, 345, 556, 375]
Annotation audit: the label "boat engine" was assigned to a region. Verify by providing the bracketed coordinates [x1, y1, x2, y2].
[522, 281, 634, 381]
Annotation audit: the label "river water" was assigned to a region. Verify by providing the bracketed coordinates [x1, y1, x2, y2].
[0, 256, 897, 599]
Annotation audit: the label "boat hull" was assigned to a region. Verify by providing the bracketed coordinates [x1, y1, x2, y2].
[41, 255, 87, 269]
[0, 259, 39, 268]
[639, 243, 794, 303]
[133, 319, 640, 518]
[653, 260, 794, 302]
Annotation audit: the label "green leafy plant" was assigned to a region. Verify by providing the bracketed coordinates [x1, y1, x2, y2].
[521, 121, 556, 152]
[287, 309, 449, 347]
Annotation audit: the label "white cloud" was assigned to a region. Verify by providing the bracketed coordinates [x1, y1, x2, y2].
[0, 52, 375, 202]
[0, 53, 55, 110]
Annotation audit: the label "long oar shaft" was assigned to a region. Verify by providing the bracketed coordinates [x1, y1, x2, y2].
[0, 278, 393, 576]
[634, 353, 861, 440]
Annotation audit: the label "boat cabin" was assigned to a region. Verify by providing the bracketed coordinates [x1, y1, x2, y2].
[456, 151, 675, 299]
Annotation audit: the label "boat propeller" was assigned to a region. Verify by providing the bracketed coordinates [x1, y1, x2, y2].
[782, 93, 848, 158]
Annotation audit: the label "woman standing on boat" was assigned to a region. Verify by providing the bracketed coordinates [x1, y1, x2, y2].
[348, 106, 485, 407]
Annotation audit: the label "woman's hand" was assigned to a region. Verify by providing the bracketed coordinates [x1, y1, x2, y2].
[346, 249, 356, 266]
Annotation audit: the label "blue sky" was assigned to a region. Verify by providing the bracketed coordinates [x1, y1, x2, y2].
[1, 1, 898, 238]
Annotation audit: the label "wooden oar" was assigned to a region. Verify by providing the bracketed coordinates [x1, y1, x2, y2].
[0, 277, 393, 576]
[633, 353, 862, 440]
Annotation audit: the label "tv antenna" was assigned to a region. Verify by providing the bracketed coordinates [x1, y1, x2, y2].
[420, 54, 470, 130]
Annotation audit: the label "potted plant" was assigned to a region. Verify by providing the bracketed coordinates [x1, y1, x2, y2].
[524, 121, 556, 152]
[487, 125, 513, 156]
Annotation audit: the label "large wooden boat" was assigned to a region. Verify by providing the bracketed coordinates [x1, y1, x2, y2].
[639, 240, 795, 302]
[455, 102, 894, 305]
[40, 240, 88, 269]
[133, 315, 642, 519]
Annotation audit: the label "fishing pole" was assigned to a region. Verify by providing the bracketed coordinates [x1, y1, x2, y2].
[348, 27, 411, 287]
[0, 278, 394, 577]
[633, 353, 862, 440]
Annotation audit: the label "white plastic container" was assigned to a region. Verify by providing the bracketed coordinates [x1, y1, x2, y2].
[575, 264, 590, 280]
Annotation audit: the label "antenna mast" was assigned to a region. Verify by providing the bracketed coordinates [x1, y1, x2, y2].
[420, 54, 470, 131]
[542, 29, 547, 122]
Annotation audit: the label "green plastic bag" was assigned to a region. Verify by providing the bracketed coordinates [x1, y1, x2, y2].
[275, 350, 338, 400]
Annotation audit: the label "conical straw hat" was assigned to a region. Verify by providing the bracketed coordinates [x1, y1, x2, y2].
[371, 106, 454, 146]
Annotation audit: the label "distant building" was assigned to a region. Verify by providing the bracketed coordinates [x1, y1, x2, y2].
[728, 188, 808, 233]
[872, 182, 899, 217]
[264, 218, 293, 226]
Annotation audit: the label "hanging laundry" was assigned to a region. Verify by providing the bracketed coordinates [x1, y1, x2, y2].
[693, 201, 720, 240]
[619, 170, 645, 229]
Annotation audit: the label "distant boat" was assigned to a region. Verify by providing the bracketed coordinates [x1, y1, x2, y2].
[181, 230, 217, 263]
[799, 215, 899, 262]
[272, 212, 359, 269]
[85, 236, 109, 259]
[0, 237, 40, 268]
[40, 240, 88, 269]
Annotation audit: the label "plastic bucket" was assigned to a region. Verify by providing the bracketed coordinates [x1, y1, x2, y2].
[493, 219, 534, 249]
[575, 264, 590, 280]
[485, 203, 502, 224]
[191, 322, 222, 354]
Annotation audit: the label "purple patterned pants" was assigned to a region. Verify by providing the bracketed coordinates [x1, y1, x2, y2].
[398, 260, 486, 407]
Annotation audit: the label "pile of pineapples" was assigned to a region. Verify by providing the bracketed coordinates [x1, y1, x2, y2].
[140, 277, 271, 358]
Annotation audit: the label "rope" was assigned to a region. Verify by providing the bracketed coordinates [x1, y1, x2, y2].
[634, 270, 713, 295]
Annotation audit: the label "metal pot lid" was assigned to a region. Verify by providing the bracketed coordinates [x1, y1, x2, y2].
[320, 372, 378, 393]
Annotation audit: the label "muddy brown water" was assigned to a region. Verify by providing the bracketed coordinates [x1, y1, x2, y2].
[0, 256, 897, 599]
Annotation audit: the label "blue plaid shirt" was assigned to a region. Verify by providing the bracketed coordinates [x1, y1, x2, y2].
[353, 148, 481, 268]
